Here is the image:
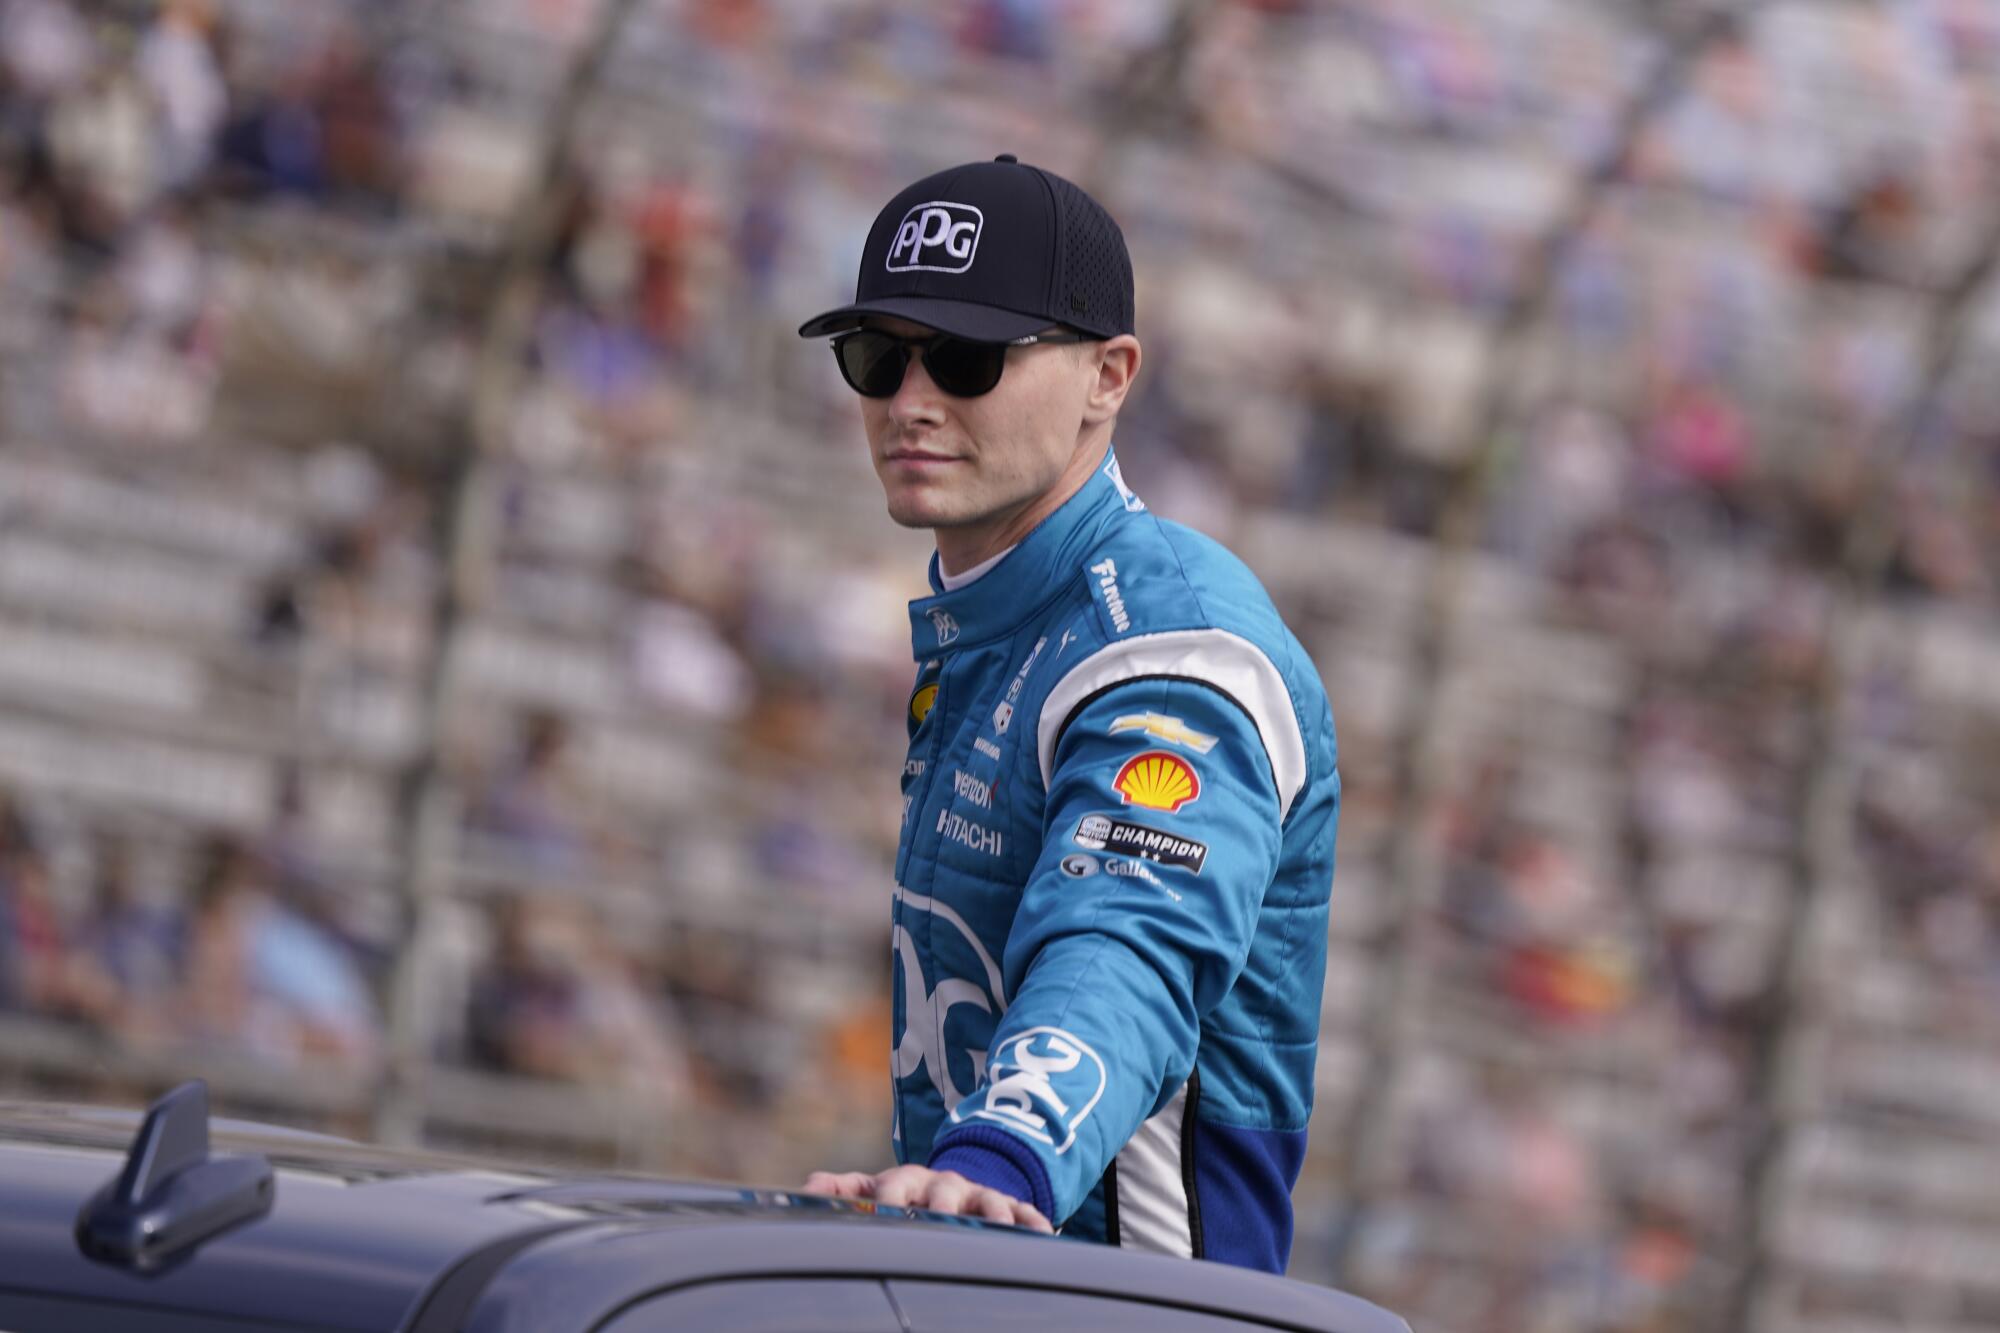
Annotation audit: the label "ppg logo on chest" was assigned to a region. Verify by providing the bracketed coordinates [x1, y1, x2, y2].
[887, 202, 984, 273]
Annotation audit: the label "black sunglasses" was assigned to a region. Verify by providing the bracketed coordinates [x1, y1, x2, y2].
[830, 327, 1096, 399]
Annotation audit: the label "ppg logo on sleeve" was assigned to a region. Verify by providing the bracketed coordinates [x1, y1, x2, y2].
[955, 1026, 1106, 1154]
[886, 202, 984, 273]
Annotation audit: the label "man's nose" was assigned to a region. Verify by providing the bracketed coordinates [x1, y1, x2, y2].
[887, 350, 947, 427]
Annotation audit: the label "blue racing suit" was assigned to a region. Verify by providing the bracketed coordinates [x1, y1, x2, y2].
[892, 447, 1340, 1273]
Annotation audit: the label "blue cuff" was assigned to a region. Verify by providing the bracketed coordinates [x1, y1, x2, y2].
[928, 1124, 1057, 1221]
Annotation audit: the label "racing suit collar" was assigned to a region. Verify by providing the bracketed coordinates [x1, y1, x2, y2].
[908, 446, 1133, 659]
[932, 542, 1016, 592]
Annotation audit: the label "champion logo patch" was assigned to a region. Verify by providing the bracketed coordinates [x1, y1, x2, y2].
[1073, 814, 1207, 874]
[887, 202, 984, 274]
[1113, 751, 1200, 813]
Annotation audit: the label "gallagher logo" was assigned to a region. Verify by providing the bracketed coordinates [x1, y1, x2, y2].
[1113, 751, 1201, 813]
[887, 202, 984, 274]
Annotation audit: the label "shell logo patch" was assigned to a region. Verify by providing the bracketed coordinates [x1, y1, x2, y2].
[1113, 751, 1201, 813]
[911, 684, 939, 724]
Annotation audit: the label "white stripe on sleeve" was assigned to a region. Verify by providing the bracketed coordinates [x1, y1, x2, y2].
[1113, 1081, 1193, 1258]
[1036, 629, 1308, 820]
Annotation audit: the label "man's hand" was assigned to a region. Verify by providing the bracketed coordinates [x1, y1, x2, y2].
[801, 1170, 877, 1199]
[801, 1165, 1053, 1233]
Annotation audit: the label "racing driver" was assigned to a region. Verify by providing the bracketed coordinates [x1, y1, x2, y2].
[799, 156, 1340, 1275]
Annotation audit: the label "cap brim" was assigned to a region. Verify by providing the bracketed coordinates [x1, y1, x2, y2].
[796, 297, 1050, 342]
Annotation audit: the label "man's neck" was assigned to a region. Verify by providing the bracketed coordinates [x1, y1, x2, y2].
[934, 438, 1108, 578]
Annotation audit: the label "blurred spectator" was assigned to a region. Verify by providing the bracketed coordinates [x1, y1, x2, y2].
[314, 23, 402, 210]
[182, 833, 379, 1068]
[104, 197, 209, 336]
[1413, 1065, 1601, 1236]
[40, 52, 153, 252]
[73, 835, 185, 1044]
[465, 895, 576, 1079]
[470, 710, 594, 873]
[1808, 164, 1924, 284]
[136, 0, 227, 191]
[0, 791, 67, 1015]
[628, 587, 754, 721]
[464, 895, 687, 1099]
[1, 0, 92, 107]
[216, 76, 328, 200]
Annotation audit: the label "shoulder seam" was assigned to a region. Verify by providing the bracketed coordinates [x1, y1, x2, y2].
[1151, 515, 1211, 628]
[1091, 514, 1217, 631]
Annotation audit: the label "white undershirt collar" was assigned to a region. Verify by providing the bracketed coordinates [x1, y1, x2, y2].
[937, 544, 1017, 591]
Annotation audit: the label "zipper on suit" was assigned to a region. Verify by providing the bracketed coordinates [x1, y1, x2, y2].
[894, 660, 949, 886]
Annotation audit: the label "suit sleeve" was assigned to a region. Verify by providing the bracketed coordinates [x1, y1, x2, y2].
[927, 673, 1284, 1224]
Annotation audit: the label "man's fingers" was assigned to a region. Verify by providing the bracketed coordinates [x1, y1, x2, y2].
[918, 1171, 974, 1217]
[975, 1190, 1016, 1224]
[1011, 1201, 1055, 1233]
[864, 1166, 1049, 1232]
[803, 1170, 876, 1198]
[870, 1165, 929, 1209]
[870, 1168, 912, 1208]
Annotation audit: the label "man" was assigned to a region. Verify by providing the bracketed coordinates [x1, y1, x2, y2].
[798, 156, 1339, 1274]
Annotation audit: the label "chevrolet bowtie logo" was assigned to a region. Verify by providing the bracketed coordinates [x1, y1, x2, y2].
[1108, 713, 1218, 754]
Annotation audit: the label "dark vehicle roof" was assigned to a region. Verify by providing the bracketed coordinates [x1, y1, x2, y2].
[0, 1097, 1408, 1333]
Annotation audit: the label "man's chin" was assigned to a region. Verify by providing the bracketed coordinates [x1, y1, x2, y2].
[884, 490, 975, 531]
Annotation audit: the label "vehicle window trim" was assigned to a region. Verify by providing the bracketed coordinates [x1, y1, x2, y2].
[887, 1277, 1316, 1332]
[587, 1276, 902, 1333]
[588, 1272, 1332, 1333]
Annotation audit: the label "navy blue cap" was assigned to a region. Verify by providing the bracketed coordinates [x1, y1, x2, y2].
[798, 155, 1135, 343]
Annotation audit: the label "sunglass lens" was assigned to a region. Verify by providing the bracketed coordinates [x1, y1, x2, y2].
[922, 337, 1005, 397]
[836, 333, 908, 397]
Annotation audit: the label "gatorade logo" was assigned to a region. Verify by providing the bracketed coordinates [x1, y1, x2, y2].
[887, 202, 984, 274]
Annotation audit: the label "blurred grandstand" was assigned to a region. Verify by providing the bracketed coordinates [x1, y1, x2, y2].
[1, 1, 1999, 1330]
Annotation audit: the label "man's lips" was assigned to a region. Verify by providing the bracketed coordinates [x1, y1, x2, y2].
[883, 449, 963, 465]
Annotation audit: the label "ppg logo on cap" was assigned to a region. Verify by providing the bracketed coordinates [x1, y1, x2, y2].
[886, 201, 983, 274]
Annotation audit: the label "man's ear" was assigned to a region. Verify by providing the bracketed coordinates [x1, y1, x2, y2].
[1082, 335, 1141, 427]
